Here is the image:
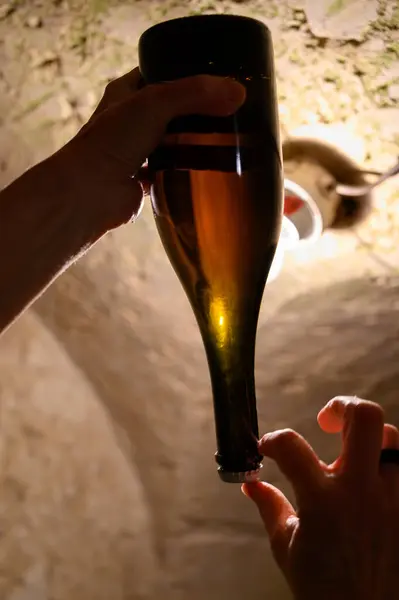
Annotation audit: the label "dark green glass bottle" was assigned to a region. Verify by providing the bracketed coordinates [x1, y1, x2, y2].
[139, 15, 283, 482]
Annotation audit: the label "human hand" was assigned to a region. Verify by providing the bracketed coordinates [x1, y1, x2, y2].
[243, 397, 399, 600]
[0, 68, 245, 332]
[55, 68, 246, 236]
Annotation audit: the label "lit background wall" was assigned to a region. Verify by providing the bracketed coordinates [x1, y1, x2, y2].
[1, 1, 399, 599]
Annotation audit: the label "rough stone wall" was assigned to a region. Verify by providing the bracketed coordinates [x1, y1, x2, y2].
[1, 1, 399, 599]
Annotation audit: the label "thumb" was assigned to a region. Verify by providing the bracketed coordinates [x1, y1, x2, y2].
[159, 74, 246, 119]
[84, 75, 246, 173]
[242, 481, 297, 568]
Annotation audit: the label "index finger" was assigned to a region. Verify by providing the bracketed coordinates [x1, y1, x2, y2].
[258, 429, 325, 503]
[83, 75, 246, 173]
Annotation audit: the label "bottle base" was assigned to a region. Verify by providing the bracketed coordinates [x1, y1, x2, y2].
[217, 465, 262, 484]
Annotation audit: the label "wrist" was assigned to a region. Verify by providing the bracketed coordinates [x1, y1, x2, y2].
[37, 146, 109, 246]
[52, 136, 141, 238]
[0, 151, 104, 331]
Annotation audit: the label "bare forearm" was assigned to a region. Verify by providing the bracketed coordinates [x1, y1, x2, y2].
[0, 151, 100, 332]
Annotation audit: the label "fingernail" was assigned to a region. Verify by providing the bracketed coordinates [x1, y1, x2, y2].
[241, 482, 266, 507]
[241, 482, 260, 500]
[203, 78, 245, 105]
[331, 395, 360, 408]
[241, 484, 249, 498]
[257, 433, 270, 449]
[325, 398, 339, 411]
[221, 79, 246, 106]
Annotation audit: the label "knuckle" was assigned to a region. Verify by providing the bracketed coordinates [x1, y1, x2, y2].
[171, 75, 212, 100]
[259, 428, 300, 455]
[104, 77, 117, 93]
[142, 82, 167, 108]
[190, 74, 211, 93]
[274, 428, 300, 448]
[353, 400, 384, 424]
[326, 397, 342, 414]
[146, 90, 169, 122]
[143, 80, 188, 119]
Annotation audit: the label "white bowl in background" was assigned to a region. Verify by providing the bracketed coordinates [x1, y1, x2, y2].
[266, 179, 324, 285]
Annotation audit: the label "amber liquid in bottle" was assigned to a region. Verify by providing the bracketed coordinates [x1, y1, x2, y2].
[150, 133, 281, 478]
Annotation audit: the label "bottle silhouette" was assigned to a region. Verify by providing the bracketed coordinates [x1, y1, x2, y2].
[139, 15, 283, 482]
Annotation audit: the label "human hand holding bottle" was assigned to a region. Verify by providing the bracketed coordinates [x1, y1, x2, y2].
[0, 69, 245, 332]
[243, 396, 399, 600]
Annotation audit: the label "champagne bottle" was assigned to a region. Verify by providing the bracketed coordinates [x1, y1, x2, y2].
[139, 15, 283, 482]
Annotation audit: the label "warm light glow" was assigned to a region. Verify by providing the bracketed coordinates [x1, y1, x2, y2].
[210, 298, 229, 349]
